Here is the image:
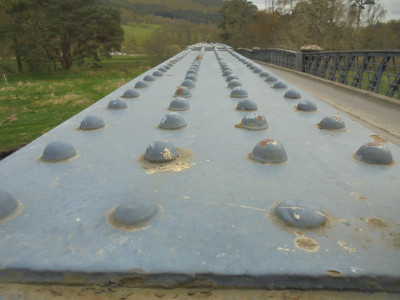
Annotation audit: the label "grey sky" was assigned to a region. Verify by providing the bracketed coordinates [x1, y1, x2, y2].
[251, 0, 400, 21]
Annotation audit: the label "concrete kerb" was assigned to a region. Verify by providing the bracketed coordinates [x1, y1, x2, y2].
[255, 60, 400, 109]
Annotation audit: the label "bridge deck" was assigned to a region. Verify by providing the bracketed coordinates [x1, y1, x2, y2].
[0, 45, 399, 293]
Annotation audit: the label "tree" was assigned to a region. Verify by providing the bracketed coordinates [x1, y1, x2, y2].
[218, 0, 258, 48]
[348, 0, 376, 31]
[3, 0, 124, 70]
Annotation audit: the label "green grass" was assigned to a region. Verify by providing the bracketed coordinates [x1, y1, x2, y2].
[0, 55, 166, 156]
[122, 23, 161, 49]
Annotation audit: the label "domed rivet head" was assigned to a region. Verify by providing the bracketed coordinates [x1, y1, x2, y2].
[181, 79, 196, 89]
[186, 69, 197, 76]
[236, 99, 258, 111]
[159, 112, 187, 130]
[153, 70, 163, 77]
[135, 81, 149, 88]
[164, 64, 170, 69]
[112, 201, 158, 228]
[143, 75, 155, 82]
[284, 89, 301, 99]
[228, 79, 242, 89]
[107, 98, 127, 110]
[355, 142, 393, 165]
[230, 87, 248, 98]
[273, 200, 326, 228]
[122, 89, 140, 98]
[249, 65, 256, 70]
[0, 189, 19, 220]
[168, 97, 190, 111]
[318, 116, 345, 130]
[273, 81, 287, 89]
[260, 71, 269, 78]
[226, 74, 239, 82]
[265, 75, 278, 82]
[42, 140, 76, 162]
[253, 68, 262, 73]
[144, 140, 179, 162]
[297, 100, 317, 112]
[158, 67, 167, 73]
[251, 139, 288, 163]
[222, 65, 231, 72]
[80, 116, 105, 130]
[185, 74, 197, 82]
[240, 113, 268, 130]
[223, 70, 233, 77]
[174, 86, 192, 98]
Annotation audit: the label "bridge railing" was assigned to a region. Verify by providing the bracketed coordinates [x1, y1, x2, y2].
[237, 48, 400, 100]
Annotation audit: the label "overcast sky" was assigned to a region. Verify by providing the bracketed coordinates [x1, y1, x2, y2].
[251, 0, 400, 21]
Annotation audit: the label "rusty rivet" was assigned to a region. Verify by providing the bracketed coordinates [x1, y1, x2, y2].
[159, 112, 187, 130]
[144, 140, 179, 162]
[122, 89, 140, 98]
[153, 70, 163, 77]
[230, 87, 248, 98]
[169, 97, 190, 111]
[228, 79, 242, 89]
[108, 98, 127, 110]
[135, 81, 149, 88]
[174, 86, 192, 98]
[241, 113, 268, 130]
[251, 139, 288, 163]
[80, 116, 105, 130]
[0, 189, 18, 220]
[143, 75, 155, 82]
[226, 74, 239, 82]
[181, 79, 196, 89]
[265, 75, 278, 82]
[355, 142, 393, 165]
[284, 89, 301, 99]
[318, 116, 345, 130]
[297, 100, 317, 112]
[42, 140, 76, 162]
[236, 99, 258, 111]
[260, 71, 270, 78]
[273, 81, 287, 89]
[273, 200, 326, 228]
[113, 201, 158, 227]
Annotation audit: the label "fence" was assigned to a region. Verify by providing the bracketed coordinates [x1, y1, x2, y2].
[237, 48, 400, 99]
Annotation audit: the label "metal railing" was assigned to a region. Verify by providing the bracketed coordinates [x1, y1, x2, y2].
[237, 48, 400, 99]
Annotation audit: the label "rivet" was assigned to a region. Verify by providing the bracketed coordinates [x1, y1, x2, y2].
[153, 70, 163, 77]
[284, 89, 301, 99]
[230, 87, 248, 98]
[249, 65, 256, 70]
[240, 113, 268, 130]
[273, 81, 287, 89]
[236, 99, 258, 111]
[222, 65, 231, 72]
[112, 201, 158, 228]
[223, 70, 233, 77]
[42, 140, 77, 162]
[186, 69, 198, 76]
[107, 98, 127, 110]
[159, 112, 187, 130]
[174, 86, 192, 98]
[144, 140, 179, 162]
[226, 74, 239, 82]
[181, 79, 196, 89]
[273, 200, 326, 228]
[253, 68, 262, 73]
[260, 71, 270, 78]
[168, 97, 190, 111]
[158, 67, 167, 73]
[122, 89, 140, 98]
[297, 100, 317, 112]
[143, 75, 155, 82]
[185, 74, 197, 82]
[318, 116, 345, 130]
[135, 81, 149, 88]
[355, 142, 393, 165]
[0, 189, 18, 220]
[265, 75, 278, 82]
[80, 116, 105, 130]
[251, 139, 288, 163]
[228, 79, 242, 89]
[164, 64, 170, 69]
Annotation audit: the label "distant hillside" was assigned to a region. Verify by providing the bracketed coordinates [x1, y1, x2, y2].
[97, 0, 224, 24]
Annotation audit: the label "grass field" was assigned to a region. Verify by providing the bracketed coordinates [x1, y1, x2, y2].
[122, 23, 161, 50]
[0, 55, 167, 157]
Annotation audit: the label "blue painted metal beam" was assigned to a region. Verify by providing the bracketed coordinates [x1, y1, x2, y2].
[0, 44, 399, 291]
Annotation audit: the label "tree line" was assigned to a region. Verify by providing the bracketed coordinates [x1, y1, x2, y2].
[218, 0, 400, 51]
